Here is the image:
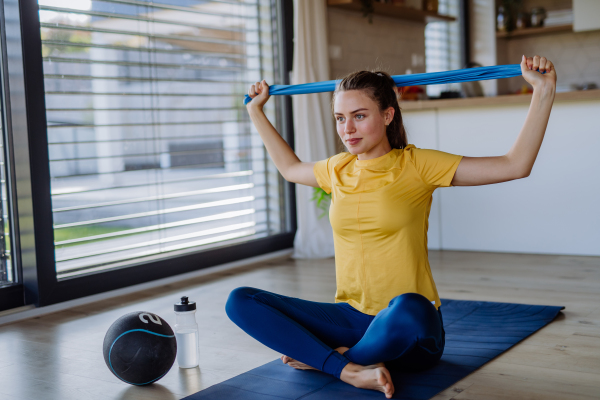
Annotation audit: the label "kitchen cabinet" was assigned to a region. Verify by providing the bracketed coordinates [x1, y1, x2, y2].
[402, 90, 600, 255]
[327, 0, 455, 23]
[573, 0, 600, 32]
[496, 24, 573, 39]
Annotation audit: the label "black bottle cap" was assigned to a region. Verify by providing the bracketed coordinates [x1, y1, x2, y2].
[175, 296, 196, 311]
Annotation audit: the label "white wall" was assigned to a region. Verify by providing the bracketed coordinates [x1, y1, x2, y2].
[327, 8, 426, 82]
[404, 99, 600, 256]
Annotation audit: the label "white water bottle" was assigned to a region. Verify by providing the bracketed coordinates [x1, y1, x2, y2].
[174, 296, 199, 368]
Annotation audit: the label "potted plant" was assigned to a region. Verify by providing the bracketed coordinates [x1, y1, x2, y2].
[311, 187, 331, 219]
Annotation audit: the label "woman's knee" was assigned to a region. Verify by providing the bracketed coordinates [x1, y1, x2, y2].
[225, 286, 261, 322]
[388, 292, 433, 310]
[385, 293, 441, 332]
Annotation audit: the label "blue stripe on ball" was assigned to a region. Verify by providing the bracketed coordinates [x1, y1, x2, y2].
[109, 329, 176, 385]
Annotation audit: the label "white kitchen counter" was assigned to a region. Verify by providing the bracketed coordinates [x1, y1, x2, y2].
[399, 88, 600, 110]
[402, 89, 600, 256]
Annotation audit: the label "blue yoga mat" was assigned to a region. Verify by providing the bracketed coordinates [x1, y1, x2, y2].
[184, 299, 563, 400]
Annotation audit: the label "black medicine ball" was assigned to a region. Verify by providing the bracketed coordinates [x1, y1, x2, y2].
[103, 311, 177, 385]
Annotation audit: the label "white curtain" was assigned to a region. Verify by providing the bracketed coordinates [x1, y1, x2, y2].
[290, 0, 337, 259]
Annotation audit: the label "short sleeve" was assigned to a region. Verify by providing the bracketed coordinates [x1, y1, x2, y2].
[313, 153, 347, 194]
[406, 145, 463, 188]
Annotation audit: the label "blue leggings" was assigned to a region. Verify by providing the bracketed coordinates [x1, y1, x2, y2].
[225, 287, 445, 379]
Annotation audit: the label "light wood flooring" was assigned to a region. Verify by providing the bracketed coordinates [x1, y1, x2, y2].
[0, 250, 599, 400]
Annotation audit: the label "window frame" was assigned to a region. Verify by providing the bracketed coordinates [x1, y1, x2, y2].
[0, 0, 30, 312]
[0, 0, 296, 309]
[424, 0, 470, 98]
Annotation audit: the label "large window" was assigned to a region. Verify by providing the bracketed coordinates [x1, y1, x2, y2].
[0, 90, 13, 286]
[425, 0, 463, 98]
[37, 0, 287, 279]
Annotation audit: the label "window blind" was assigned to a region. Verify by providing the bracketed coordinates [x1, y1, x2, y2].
[38, 0, 285, 278]
[424, 0, 462, 98]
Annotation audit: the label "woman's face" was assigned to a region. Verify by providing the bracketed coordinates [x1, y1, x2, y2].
[333, 90, 394, 159]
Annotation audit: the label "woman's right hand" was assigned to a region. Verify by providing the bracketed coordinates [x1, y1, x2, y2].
[242, 78, 319, 188]
[247, 79, 270, 112]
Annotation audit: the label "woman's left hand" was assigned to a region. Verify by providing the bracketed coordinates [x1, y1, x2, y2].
[521, 54, 557, 91]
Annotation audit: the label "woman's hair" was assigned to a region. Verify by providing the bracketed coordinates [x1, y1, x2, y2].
[332, 70, 408, 150]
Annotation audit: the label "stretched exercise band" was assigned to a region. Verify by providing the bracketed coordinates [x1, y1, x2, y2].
[243, 63, 542, 105]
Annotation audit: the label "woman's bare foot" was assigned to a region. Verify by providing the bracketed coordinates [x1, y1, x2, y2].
[280, 355, 317, 370]
[340, 361, 394, 399]
[281, 346, 350, 371]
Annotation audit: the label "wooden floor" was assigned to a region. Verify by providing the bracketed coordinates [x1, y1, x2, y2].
[0, 250, 599, 400]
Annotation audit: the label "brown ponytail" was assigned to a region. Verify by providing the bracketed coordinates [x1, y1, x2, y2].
[332, 70, 408, 150]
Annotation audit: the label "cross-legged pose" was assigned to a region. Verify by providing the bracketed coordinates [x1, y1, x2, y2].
[226, 55, 556, 398]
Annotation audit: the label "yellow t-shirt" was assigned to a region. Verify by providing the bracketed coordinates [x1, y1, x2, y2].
[313, 144, 463, 315]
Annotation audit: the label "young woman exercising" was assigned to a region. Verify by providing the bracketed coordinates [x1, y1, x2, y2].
[225, 55, 556, 398]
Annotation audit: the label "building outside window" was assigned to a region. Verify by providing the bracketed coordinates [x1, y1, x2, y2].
[0, 92, 13, 287]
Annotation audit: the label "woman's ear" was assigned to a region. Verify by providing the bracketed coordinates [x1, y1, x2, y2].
[385, 106, 395, 125]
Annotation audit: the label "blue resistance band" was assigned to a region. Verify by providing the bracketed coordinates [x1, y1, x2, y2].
[243, 63, 542, 105]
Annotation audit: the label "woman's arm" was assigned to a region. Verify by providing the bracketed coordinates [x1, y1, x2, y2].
[247, 80, 319, 188]
[451, 55, 557, 187]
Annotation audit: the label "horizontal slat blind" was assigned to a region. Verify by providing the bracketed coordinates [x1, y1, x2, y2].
[38, 0, 285, 278]
[425, 0, 462, 97]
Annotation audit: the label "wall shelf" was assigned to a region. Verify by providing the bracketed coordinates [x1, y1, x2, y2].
[496, 24, 573, 39]
[327, 0, 456, 23]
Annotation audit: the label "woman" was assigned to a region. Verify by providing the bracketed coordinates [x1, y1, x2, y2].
[225, 55, 556, 398]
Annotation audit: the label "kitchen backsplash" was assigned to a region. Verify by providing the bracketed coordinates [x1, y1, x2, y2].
[327, 3, 599, 98]
[327, 8, 426, 80]
[498, 29, 600, 94]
